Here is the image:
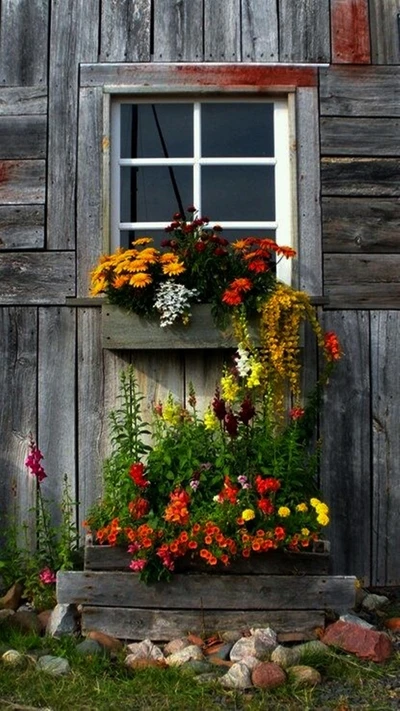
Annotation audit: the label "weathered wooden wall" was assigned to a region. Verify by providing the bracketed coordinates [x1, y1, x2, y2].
[0, 0, 399, 585]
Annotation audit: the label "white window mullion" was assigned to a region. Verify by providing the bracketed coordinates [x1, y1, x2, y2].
[193, 103, 201, 213]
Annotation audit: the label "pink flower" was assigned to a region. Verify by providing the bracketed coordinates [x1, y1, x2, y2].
[129, 559, 146, 572]
[39, 567, 56, 584]
[25, 440, 47, 482]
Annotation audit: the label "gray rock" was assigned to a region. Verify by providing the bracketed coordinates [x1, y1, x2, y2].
[289, 665, 322, 687]
[230, 628, 277, 662]
[340, 613, 374, 629]
[182, 660, 214, 675]
[221, 629, 243, 643]
[239, 655, 262, 671]
[76, 638, 104, 656]
[220, 661, 253, 689]
[271, 644, 301, 668]
[163, 637, 191, 656]
[166, 644, 205, 667]
[126, 638, 164, 662]
[10, 610, 41, 635]
[2, 649, 25, 666]
[0, 609, 15, 623]
[46, 603, 79, 637]
[294, 640, 330, 661]
[361, 593, 390, 613]
[37, 655, 71, 676]
[208, 642, 233, 660]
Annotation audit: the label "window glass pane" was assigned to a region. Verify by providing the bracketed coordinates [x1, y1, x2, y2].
[221, 229, 276, 242]
[120, 166, 193, 223]
[202, 103, 274, 157]
[202, 166, 275, 221]
[120, 104, 193, 158]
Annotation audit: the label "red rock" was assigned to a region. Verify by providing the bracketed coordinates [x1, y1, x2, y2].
[384, 618, 400, 632]
[37, 609, 52, 634]
[125, 657, 167, 670]
[251, 662, 286, 689]
[87, 630, 124, 653]
[0, 583, 23, 611]
[321, 620, 393, 663]
[187, 633, 204, 647]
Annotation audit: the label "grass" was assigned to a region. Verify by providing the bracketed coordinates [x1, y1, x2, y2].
[0, 624, 399, 711]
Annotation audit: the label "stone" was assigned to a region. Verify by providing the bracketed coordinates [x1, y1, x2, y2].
[321, 620, 393, 663]
[208, 657, 234, 668]
[251, 627, 278, 650]
[230, 627, 277, 662]
[384, 617, 400, 632]
[126, 639, 164, 662]
[361, 594, 390, 613]
[251, 662, 287, 689]
[87, 630, 124, 653]
[166, 644, 205, 667]
[76, 638, 104, 656]
[163, 637, 191, 656]
[0, 609, 15, 623]
[221, 629, 243, 643]
[46, 603, 79, 637]
[10, 610, 42, 635]
[220, 662, 253, 689]
[271, 644, 301, 668]
[37, 609, 52, 634]
[340, 613, 374, 629]
[2, 649, 25, 666]
[0, 582, 23, 611]
[182, 660, 214, 675]
[186, 633, 204, 647]
[205, 642, 233, 660]
[37, 655, 71, 676]
[289, 665, 322, 687]
[294, 640, 330, 661]
[239, 655, 262, 672]
[125, 656, 167, 670]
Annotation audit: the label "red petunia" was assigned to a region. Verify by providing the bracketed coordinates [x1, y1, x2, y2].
[129, 462, 149, 487]
[258, 497, 275, 515]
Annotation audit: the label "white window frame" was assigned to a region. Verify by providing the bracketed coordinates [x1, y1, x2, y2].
[110, 95, 294, 284]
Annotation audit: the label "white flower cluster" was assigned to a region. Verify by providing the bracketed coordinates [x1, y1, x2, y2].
[154, 282, 199, 327]
[234, 345, 251, 376]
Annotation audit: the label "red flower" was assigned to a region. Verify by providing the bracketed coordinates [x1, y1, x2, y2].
[194, 241, 206, 252]
[212, 390, 226, 420]
[129, 462, 148, 487]
[289, 407, 305, 420]
[222, 289, 243, 306]
[128, 497, 150, 520]
[255, 475, 281, 495]
[247, 259, 269, 273]
[214, 247, 228, 257]
[229, 278, 253, 293]
[274, 526, 286, 541]
[239, 396, 255, 425]
[258, 498, 275, 515]
[324, 331, 342, 361]
[224, 411, 238, 437]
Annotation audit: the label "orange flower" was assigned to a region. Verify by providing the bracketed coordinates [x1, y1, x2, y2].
[242, 548, 251, 558]
[229, 278, 253, 293]
[208, 556, 218, 566]
[162, 260, 185, 276]
[192, 523, 201, 534]
[204, 535, 213, 545]
[188, 540, 198, 549]
[200, 548, 209, 559]
[221, 554, 230, 565]
[222, 289, 243, 306]
[129, 272, 152, 288]
[252, 541, 261, 551]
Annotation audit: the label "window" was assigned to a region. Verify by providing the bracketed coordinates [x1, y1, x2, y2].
[110, 97, 294, 283]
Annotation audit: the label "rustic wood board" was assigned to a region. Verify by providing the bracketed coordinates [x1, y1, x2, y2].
[100, 0, 151, 62]
[320, 118, 400, 157]
[322, 197, 400, 253]
[369, 0, 400, 64]
[0, 0, 49, 86]
[279, 0, 330, 63]
[81, 606, 325, 641]
[0, 116, 47, 160]
[85, 545, 330, 575]
[319, 66, 400, 117]
[154, 0, 203, 62]
[0, 160, 45, 204]
[324, 254, 400, 308]
[57, 571, 356, 611]
[321, 158, 400, 197]
[183, 350, 228, 415]
[320, 311, 371, 581]
[0, 88, 47, 115]
[371, 311, 400, 586]
[0, 252, 75, 304]
[330, 0, 371, 63]
[204, 0, 240, 62]
[0, 205, 44, 249]
[241, 0, 278, 62]
[133, 350, 185, 429]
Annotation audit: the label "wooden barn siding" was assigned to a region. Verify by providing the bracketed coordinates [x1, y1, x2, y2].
[0, 0, 399, 585]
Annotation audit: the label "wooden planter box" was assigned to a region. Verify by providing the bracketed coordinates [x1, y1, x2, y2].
[57, 540, 357, 642]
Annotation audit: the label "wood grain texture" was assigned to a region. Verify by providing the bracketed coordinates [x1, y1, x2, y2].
[183, 351, 227, 415]
[38, 308, 76, 528]
[0, 307, 37, 540]
[296, 88, 322, 296]
[0, 88, 47, 115]
[369, 0, 400, 64]
[57, 571, 356, 610]
[330, 0, 371, 64]
[0, 0, 49, 86]
[204, 0, 241, 61]
[133, 350, 185, 431]
[322, 197, 400, 253]
[100, 0, 151, 62]
[0, 206, 44, 249]
[321, 158, 400, 197]
[0, 116, 47, 159]
[153, 0, 203, 62]
[371, 312, 400, 586]
[81, 606, 325, 641]
[319, 66, 400, 117]
[241, 0, 279, 62]
[279, 0, 330, 62]
[324, 254, 400, 308]
[76, 87, 103, 296]
[0, 160, 45, 204]
[47, 0, 100, 250]
[0, 252, 75, 304]
[320, 311, 371, 580]
[320, 118, 400, 156]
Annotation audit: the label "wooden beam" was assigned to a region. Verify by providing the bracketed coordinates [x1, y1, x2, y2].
[331, 0, 371, 64]
[0, 205, 44, 249]
[204, 0, 241, 62]
[0, 116, 46, 160]
[0, 252, 75, 304]
[324, 254, 400, 308]
[322, 197, 400, 253]
[100, 0, 151, 62]
[0, 160, 45, 204]
[153, 0, 203, 62]
[369, 0, 400, 64]
[321, 158, 400, 197]
[241, 0, 279, 62]
[319, 66, 400, 117]
[320, 118, 400, 157]
[0, 87, 47, 116]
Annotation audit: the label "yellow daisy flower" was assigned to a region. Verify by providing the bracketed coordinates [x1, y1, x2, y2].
[129, 273, 152, 288]
[278, 506, 291, 518]
[242, 509, 255, 522]
[317, 513, 330, 526]
[131, 237, 153, 246]
[162, 261, 186, 276]
[296, 503, 308, 513]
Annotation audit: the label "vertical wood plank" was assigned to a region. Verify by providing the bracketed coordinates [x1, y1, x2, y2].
[100, 0, 151, 62]
[38, 308, 76, 528]
[279, 0, 330, 63]
[47, 0, 100, 250]
[153, 0, 203, 61]
[184, 352, 228, 416]
[204, 0, 241, 61]
[0, 0, 49, 86]
[371, 312, 400, 585]
[296, 88, 322, 296]
[76, 87, 104, 296]
[0, 307, 37, 540]
[331, 0, 371, 64]
[241, 0, 278, 62]
[319, 311, 371, 582]
[134, 352, 185, 426]
[369, 0, 400, 64]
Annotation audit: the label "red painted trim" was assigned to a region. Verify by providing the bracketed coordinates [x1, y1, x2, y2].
[331, 0, 371, 64]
